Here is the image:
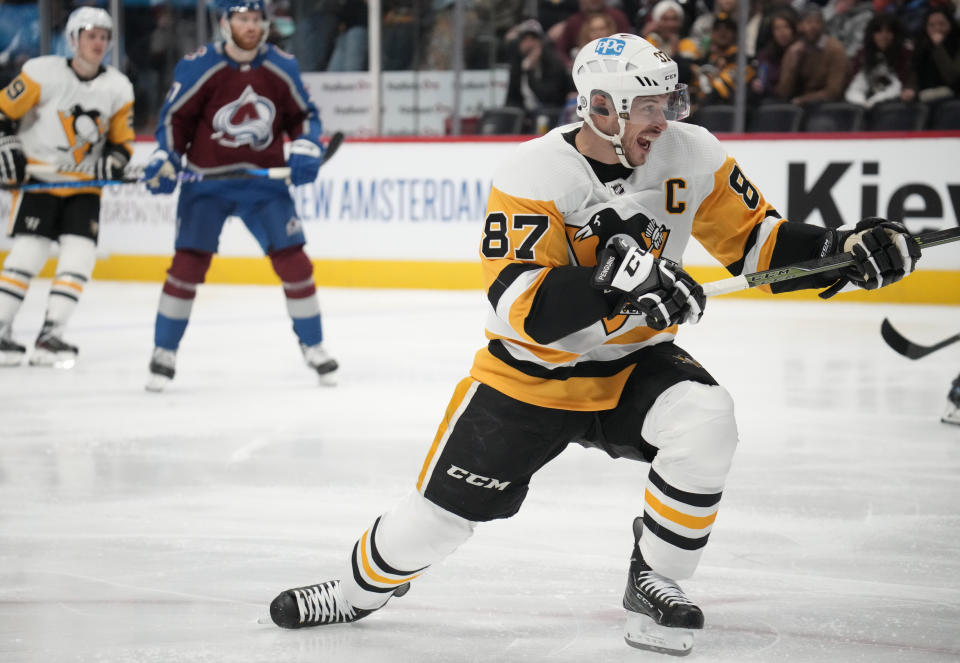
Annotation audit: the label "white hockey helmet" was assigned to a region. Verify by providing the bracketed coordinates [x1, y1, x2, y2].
[66, 7, 113, 54]
[572, 34, 689, 166]
[218, 0, 270, 51]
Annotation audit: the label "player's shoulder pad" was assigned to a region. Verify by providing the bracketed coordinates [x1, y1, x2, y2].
[175, 43, 223, 77]
[264, 44, 302, 75]
[102, 65, 135, 100]
[491, 128, 592, 207]
[21, 55, 69, 81]
[658, 121, 728, 175]
[268, 44, 298, 61]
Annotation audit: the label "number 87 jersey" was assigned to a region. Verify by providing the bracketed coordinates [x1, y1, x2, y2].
[469, 121, 828, 412]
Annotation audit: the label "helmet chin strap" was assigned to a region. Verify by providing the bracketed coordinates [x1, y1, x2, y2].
[582, 115, 635, 169]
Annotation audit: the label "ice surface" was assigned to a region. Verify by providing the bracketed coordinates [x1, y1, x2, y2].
[1, 281, 958, 662]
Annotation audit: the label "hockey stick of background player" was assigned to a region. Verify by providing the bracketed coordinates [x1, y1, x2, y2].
[701, 226, 960, 297]
[880, 319, 960, 359]
[5, 131, 348, 191]
[189, 130, 345, 182]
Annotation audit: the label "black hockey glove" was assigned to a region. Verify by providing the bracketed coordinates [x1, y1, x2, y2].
[0, 135, 26, 184]
[94, 142, 131, 180]
[592, 237, 705, 331]
[819, 217, 921, 299]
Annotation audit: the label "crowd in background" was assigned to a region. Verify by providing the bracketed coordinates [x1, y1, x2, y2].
[498, 0, 960, 131]
[0, 0, 958, 133]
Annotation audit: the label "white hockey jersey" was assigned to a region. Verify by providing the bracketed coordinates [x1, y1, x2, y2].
[0, 56, 134, 196]
[470, 121, 829, 411]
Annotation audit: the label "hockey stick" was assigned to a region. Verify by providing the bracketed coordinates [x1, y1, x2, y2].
[3, 131, 346, 191]
[880, 318, 960, 360]
[701, 226, 960, 297]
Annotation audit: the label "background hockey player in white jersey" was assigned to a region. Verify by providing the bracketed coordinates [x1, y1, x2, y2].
[141, 0, 336, 392]
[0, 7, 133, 368]
[268, 34, 922, 655]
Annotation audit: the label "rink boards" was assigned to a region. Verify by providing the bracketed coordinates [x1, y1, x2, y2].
[1, 132, 958, 304]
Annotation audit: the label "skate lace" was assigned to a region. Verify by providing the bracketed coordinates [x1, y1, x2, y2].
[294, 582, 357, 624]
[635, 570, 694, 607]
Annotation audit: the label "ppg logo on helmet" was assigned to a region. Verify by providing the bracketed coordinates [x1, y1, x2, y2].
[594, 38, 625, 55]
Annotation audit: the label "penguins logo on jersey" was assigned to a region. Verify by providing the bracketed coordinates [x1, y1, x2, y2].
[570, 207, 670, 261]
[211, 85, 276, 151]
[568, 207, 672, 335]
[56, 106, 104, 164]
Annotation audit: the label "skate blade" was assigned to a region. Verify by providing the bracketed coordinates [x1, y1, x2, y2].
[145, 373, 172, 392]
[624, 611, 696, 657]
[29, 350, 76, 369]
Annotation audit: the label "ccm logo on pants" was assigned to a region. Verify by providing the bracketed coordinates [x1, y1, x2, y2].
[446, 465, 511, 490]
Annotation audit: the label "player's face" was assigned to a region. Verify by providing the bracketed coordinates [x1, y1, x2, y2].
[76, 27, 110, 66]
[229, 11, 264, 50]
[589, 93, 668, 166]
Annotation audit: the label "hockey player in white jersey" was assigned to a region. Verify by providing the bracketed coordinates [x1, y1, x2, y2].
[268, 34, 922, 655]
[0, 7, 134, 368]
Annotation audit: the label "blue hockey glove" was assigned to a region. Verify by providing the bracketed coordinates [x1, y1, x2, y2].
[288, 138, 323, 186]
[142, 149, 180, 195]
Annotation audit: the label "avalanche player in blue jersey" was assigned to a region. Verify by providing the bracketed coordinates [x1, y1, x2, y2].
[141, 0, 337, 392]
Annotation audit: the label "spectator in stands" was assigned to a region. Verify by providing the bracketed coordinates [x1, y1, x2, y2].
[642, 0, 687, 58]
[908, 7, 960, 104]
[505, 18, 571, 130]
[538, 0, 581, 32]
[383, 0, 429, 70]
[327, 0, 368, 71]
[748, 0, 796, 57]
[291, 0, 340, 72]
[824, 0, 874, 58]
[688, 0, 736, 55]
[642, 0, 697, 84]
[575, 11, 619, 57]
[421, 0, 499, 70]
[267, 0, 295, 52]
[690, 14, 755, 108]
[872, 0, 932, 36]
[550, 0, 633, 68]
[844, 13, 915, 108]
[750, 7, 798, 101]
[776, 4, 849, 107]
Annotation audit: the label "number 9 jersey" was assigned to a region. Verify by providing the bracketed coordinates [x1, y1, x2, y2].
[470, 121, 833, 411]
[0, 55, 134, 193]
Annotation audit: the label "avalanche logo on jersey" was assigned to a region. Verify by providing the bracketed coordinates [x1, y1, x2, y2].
[211, 85, 276, 151]
[56, 106, 104, 164]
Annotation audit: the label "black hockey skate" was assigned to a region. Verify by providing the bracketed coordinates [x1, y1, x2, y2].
[145, 347, 176, 392]
[270, 579, 408, 629]
[0, 334, 26, 366]
[300, 342, 338, 382]
[29, 332, 78, 369]
[623, 517, 703, 656]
